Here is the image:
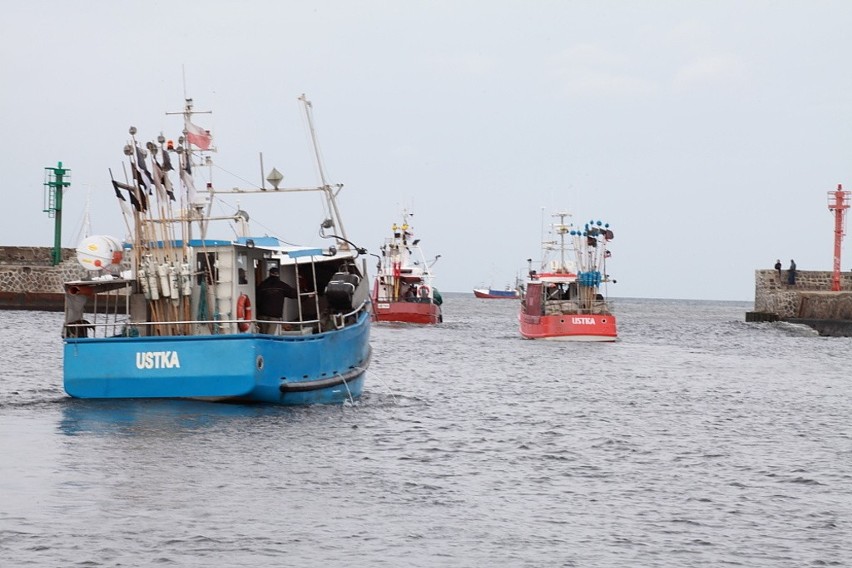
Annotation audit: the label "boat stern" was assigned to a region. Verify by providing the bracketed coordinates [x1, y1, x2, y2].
[519, 313, 617, 341]
[64, 335, 261, 399]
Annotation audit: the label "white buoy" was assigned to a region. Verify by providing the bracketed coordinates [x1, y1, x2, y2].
[76, 235, 123, 270]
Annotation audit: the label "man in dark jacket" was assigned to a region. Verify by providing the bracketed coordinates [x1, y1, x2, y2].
[256, 267, 297, 333]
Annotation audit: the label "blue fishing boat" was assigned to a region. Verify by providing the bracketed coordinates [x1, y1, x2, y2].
[62, 95, 371, 404]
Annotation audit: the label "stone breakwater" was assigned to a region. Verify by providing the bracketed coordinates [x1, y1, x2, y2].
[749, 269, 852, 335]
[0, 247, 88, 311]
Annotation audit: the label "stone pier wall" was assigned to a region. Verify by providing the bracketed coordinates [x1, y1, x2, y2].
[0, 247, 89, 310]
[753, 269, 852, 319]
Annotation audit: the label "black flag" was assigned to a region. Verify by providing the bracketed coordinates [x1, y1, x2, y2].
[112, 179, 126, 202]
[112, 179, 146, 212]
[135, 145, 155, 194]
[161, 149, 174, 171]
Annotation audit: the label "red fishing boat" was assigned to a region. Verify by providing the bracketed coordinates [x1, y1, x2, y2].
[372, 211, 443, 324]
[519, 211, 617, 341]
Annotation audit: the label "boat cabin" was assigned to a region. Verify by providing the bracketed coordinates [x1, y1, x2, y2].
[64, 237, 368, 339]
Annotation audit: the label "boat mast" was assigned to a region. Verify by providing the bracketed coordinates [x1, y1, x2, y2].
[166, 97, 213, 240]
[550, 211, 571, 273]
[299, 94, 349, 246]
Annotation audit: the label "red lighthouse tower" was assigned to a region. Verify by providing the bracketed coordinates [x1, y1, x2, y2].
[827, 184, 850, 291]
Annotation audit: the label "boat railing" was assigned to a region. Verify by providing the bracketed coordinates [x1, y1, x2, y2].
[64, 299, 370, 339]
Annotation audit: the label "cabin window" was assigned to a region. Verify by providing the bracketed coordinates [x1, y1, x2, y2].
[197, 252, 218, 284]
[237, 253, 248, 284]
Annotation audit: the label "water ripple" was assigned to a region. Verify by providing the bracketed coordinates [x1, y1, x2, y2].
[1, 298, 851, 566]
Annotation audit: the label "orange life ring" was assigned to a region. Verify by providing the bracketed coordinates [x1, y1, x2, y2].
[236, 293, 252, 332]
[419, 285, 431, 299]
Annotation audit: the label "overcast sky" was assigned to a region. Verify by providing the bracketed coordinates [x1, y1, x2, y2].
[4, 1, 852, 301]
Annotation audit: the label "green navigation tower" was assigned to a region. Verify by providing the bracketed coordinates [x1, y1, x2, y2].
[43, 161, 71, 266]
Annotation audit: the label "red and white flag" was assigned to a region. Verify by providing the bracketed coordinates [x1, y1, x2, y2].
[185, 119, 212, 150]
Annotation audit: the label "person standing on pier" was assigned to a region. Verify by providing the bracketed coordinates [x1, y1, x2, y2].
[774, 259, 782, 279]
[788, 259, 797, 285]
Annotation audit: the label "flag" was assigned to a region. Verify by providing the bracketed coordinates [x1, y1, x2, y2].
[112, 179, 146, 212]
[112, 179, 126, 202]
[133, 165, 150, 194]
[162, 164, 175, 201]
[185, 119, 212, 150]
[152, 161, 167, 202]
[159, 149, 176, 200]
[152, 160, 175, 202]
[135, 146, 155, 193]
[151, 159, 163, 200]
[161, 148, 174, 171]
[180, 155, 198, 204]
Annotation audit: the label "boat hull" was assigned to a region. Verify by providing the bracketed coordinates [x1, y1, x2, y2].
[519, 312, 617, 341]
[64, 311, 371, 404]
[473, 288, 519, 299]
[372, 301, 441, 324]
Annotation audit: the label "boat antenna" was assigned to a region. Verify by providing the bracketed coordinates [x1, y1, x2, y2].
[181, 65, 193, 105]
[540, 207, 545, 269]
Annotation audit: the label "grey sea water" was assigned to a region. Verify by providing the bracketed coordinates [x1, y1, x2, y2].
[0, 296, 850, 567]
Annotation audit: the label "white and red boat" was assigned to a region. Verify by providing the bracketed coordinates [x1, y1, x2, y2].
[519, 211, 616, 341]
[473, 287, 520, 299]
[372, 211, 443, 324]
